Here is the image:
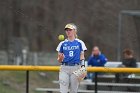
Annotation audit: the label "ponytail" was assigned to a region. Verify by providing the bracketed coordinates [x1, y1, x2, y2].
[75, 32, 78, 38]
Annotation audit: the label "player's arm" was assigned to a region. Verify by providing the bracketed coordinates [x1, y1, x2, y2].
[57, 52, 64, 63]
[80, 51, 86, 67]
[56, 41, 64, 63]
[80, 51, 85, 60]
[80, 40, 87, 67]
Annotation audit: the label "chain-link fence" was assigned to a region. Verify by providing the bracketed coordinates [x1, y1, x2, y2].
[0, 51, 58, 66]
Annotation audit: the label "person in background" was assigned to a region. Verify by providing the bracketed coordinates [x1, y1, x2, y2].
[122, 49, 137, 68]
[115, 48, 137, 83]
[87, 46, 108, 81]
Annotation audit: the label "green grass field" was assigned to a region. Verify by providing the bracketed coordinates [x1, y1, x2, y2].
[0, 71, 58, 93]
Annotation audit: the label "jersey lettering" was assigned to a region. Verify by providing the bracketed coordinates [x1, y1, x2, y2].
[63, 45, 79, 50]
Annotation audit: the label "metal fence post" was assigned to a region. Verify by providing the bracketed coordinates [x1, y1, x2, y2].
[26, 71, 29, 93]
[117, 13, 122, 61]
[95, 72, 98, 93]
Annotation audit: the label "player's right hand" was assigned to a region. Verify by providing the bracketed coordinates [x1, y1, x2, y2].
[57, 53, 64, 63]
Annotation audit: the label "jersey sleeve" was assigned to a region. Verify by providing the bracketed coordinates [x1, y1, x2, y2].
[79, 40, 87, 51]
[56, 41, 64, 53]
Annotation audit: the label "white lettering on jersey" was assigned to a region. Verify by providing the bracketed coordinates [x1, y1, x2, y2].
[63, 46, 79, 50]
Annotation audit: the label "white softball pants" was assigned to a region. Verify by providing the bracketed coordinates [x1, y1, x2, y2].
[59, 65, 80, 93]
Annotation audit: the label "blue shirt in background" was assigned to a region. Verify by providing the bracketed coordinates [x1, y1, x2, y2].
[88, 54, 107, 66]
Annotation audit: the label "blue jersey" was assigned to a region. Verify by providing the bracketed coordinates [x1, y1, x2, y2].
[88, 54, 107, 66]
[56, 38, 87, 64]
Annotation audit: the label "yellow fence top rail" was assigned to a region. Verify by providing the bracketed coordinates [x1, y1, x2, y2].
[0, 65, 140, 73]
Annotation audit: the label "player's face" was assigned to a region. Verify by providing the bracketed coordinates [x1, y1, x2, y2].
[124, 53, 132, 59]
[65, 28, 75, 37]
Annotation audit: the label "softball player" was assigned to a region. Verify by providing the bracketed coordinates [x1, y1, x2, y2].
[56, 23, 87, 93]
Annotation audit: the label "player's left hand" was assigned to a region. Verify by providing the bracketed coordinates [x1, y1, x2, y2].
[73, 66, 87, 82]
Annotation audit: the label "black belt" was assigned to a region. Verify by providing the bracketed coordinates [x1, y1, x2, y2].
[62, 62, 80, 66]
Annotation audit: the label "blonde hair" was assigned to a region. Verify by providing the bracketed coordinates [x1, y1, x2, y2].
[74, 31, 78, 38]
[70, 23, 78, 38]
